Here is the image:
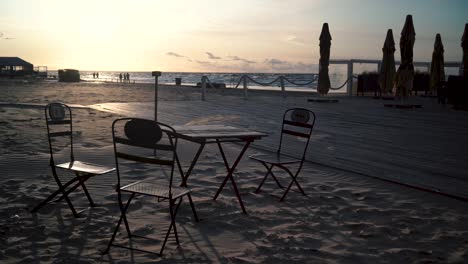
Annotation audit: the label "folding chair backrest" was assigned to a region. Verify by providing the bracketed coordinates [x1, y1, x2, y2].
[112, 118, 178, 194]
[45, 103, 74, 166]
[278, 108, 316, 161]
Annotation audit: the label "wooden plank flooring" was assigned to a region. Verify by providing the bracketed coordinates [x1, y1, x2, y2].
[89, 93, 468, 199]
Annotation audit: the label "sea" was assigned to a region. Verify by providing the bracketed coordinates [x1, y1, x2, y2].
[48, 64, 460, 94]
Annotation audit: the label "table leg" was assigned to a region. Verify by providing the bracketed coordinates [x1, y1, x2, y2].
[176, 142, 205, 187]
[213, 140, 252, 214]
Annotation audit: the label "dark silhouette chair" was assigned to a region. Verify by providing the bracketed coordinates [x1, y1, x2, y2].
[104, 118, 198, 256]
[31, 103, 115, 217]
[250, 108, 316, 201]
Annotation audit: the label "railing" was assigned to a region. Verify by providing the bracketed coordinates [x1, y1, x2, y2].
[199, 73, 363, 100]
[200, 75, 319, 100]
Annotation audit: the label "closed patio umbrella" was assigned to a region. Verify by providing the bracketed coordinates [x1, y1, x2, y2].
[395, 15, 415, 98]
[462, 23, 468, 76]
[430, 34, 445, 94]
[379, 29, 396, 95]
[317, 23, 332, 95]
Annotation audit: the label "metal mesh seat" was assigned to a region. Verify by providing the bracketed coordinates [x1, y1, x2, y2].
[121, 181, 190, 199]
[249, 108, 316, 201]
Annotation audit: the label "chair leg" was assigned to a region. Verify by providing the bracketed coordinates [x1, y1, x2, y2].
[186, 193, 199, 222]
[54, 174, 92, 202]
[160, 198, 182, 255]
[52, 167, 79, 217]
[277, 165, 305, 201]
[171, 198, 183, 244]
[255, 163, 274, 193]
[75, 172, 96, 207]
[120, 194, 134, 238]
[280, 177, 296, 202]
[31, 175, 82, 214]
[103, 193, 135, 254]
[269, 171, 284, 189]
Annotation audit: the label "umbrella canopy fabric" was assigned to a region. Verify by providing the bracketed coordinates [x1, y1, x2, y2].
[462, 23, 468, 77]
[395, 15, 416, 98]
[317, 23, 332, 95]
[379, 29, 396, 94]
[430, 34, 445, 93]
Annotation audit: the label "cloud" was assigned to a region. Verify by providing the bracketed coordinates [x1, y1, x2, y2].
[206, 52, 221, 60]
[285, 35, 306, 45]
[195, 60, 211, 65]
[167, 51, 193, 62]
[264, 58, 288, 65]
[166, 52, 185, 58]
[227, 56, 256, 64]
[293, 62, 317, 72]
[0, 32, 15, 40]
[263, 58, 317, 72]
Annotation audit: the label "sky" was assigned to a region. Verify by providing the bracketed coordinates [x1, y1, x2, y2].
[0, 0, 467, 72]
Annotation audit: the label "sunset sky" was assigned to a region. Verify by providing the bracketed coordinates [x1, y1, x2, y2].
[1, 0, 467, 72]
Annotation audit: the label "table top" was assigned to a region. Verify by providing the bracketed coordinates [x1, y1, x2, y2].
[171, 125, 267, 141]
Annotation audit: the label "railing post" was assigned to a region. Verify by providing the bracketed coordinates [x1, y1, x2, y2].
[280, 76, 286, 98]
[242, 75, 248, 99]
[201, 76, 206, 101]
[347, 61, 354, 96]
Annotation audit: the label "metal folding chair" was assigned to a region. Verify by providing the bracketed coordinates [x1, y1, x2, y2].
[31, 103, 115, 217]
[104, 118, 198, 256]
[249, 108, 316, 201]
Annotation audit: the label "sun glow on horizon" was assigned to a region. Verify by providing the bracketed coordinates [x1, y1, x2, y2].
[1, 0, 467, 72]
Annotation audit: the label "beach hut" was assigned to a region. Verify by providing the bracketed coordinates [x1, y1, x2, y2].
[379, 29, 396, 95]
[395, 15, 415, 98]
[317, 23, 332, 95]
[430, 34, 445, 94]
[0, 57, 34, 77]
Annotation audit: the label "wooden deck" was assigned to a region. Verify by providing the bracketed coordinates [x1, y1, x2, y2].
[90, 94, 468, 200]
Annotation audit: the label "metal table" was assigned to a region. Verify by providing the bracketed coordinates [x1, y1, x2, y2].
[171, 125, 266, 214]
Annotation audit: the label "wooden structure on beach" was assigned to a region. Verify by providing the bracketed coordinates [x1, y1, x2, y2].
[0, 57, 34, 77]
[329, 59, 462, 96]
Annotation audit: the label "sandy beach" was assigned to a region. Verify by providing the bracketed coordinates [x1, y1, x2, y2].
[1, 80, 467, 263]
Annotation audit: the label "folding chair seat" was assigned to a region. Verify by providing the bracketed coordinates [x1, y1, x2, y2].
[120, 182, 190, 199]
[31, 103, 115, 217]
[250, 108, 316, 201]
[55, 161, 115, 174]
[104, 118, 198, 256]
[250, 152, 301, 165]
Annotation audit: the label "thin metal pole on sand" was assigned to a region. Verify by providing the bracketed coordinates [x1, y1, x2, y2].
[152, 71, 162, 121]
[152, 71, 161, 157]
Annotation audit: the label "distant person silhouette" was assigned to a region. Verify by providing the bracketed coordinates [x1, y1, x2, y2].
[96, 72, 99, 79]
[127, 73, 130, 83]
[119, 73, 122, 82]
[93, 72, 96, 79]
